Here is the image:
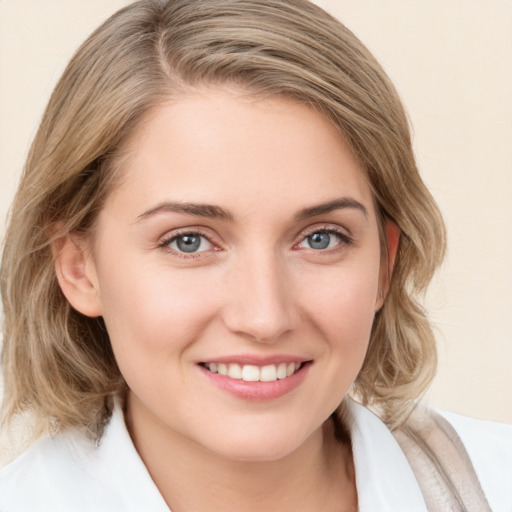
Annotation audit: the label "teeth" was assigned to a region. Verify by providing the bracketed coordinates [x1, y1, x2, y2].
[204, 362, 303, 382]
[260, 364, 277, 382]
[242, 365, 260, 382]
[227, 363, 242, 379]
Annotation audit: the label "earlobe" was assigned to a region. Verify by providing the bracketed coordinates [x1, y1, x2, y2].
[52, 233, 102, 317]
[376, 221, 400, 310]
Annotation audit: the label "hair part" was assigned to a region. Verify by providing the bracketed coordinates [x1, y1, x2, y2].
[1, 0, 445, 443]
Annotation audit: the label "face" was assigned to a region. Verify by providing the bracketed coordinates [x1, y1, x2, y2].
[74, 88, 388, 461]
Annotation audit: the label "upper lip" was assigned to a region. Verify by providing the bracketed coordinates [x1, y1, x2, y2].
[198, 354, 312, 366]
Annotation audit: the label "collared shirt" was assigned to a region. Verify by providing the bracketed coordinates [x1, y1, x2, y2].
[1, 400, 511, 511]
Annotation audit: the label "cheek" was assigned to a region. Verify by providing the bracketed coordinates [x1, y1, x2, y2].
[298, 257, 381, 342]
[97, 263, 220, 363]
[313, 283, 376, 373]
[284, 260, 381, 426]
[296, 254, 380, 399]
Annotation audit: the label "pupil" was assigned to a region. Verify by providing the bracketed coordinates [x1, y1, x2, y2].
[177, 235, 201, 252]
[309, 232, 330, 250]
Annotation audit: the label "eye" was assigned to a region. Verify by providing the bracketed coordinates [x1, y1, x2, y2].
[165, 232, 213, 254]
[298, 229, 346, 251]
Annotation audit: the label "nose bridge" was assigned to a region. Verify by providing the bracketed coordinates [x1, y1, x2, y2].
[222, 247, 296, 343]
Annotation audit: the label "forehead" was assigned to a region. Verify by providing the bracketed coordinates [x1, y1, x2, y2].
[109, 88, 375, 220]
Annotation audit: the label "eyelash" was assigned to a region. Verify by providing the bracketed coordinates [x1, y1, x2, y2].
[295, 226, 353, 252]
[157, 230, 217, 259]
[157, 226, 353, 259]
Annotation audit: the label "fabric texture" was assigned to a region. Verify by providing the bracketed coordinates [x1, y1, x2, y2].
[393, 407, 492, 511]
[0, 400, 510, 511]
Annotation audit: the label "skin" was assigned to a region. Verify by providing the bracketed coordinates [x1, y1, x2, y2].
[55, 87, 398, 512]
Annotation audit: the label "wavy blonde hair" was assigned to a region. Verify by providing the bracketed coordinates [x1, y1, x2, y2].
[1, 0, 445, 440]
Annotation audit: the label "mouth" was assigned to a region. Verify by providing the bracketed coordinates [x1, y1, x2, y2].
[199, 361, 308, 382]
[197, 358, 312, 400]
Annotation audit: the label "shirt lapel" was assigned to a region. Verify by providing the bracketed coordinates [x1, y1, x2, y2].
[347, 399, 428, 512]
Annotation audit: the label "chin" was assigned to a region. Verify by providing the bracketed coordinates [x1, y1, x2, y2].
[211, 440, 300, 463]
[199, 422, 319, 463]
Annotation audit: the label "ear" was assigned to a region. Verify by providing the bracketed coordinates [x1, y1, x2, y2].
[376, 221, 400, 310]
[52, 233, 103, 317]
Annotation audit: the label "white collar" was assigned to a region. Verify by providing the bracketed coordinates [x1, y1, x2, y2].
[84, 401, 427, 511]
[80, 405, 170, 511]
[346, 399, 427, 511]
[64, 400, 427, 512]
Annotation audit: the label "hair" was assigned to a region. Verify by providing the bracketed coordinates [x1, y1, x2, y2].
[1, 0, 445, 441]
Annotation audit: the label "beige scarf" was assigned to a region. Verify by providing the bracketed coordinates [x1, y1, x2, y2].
[393, 407, 492, 511]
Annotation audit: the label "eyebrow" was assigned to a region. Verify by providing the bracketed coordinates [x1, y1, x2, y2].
[136, 196, 367, 223]
[136, 201, 234, 222]
[294, 197, 368, 221]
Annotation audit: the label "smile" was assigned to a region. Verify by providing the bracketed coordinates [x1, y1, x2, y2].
[201, 362, 303, 382]
[198, 357, 312, 400]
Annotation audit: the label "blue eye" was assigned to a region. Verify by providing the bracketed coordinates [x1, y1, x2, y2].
[168, 233, 212, 253]
[299, 230, 342, 250]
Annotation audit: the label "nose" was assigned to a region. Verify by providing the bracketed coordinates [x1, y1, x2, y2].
[221, 251, 298, 343]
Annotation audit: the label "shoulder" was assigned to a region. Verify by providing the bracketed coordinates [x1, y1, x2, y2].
[0, 405, 169, 512]
[346, 398, 512, 511]
[0, 429, 122, 511]
[439, 409, 512, 510]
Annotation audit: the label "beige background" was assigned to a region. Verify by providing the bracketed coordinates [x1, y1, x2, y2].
[0, 1, 511, 425]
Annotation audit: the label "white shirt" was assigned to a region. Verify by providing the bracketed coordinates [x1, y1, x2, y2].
[1, 400, 511, 511]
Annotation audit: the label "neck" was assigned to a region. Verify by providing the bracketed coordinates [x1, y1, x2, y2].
[125, 393, 357, 512]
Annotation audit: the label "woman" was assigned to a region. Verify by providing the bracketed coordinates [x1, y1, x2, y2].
[0, 1, 510, 510]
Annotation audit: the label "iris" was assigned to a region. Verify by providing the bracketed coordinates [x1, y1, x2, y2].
[308, 232, 332, 250]
[176, 234, 202, 252]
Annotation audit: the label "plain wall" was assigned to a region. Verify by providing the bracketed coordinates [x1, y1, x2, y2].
[1, 1, 511, 425]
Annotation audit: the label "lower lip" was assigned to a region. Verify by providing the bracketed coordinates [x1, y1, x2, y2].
[198, 363, 311, 400]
